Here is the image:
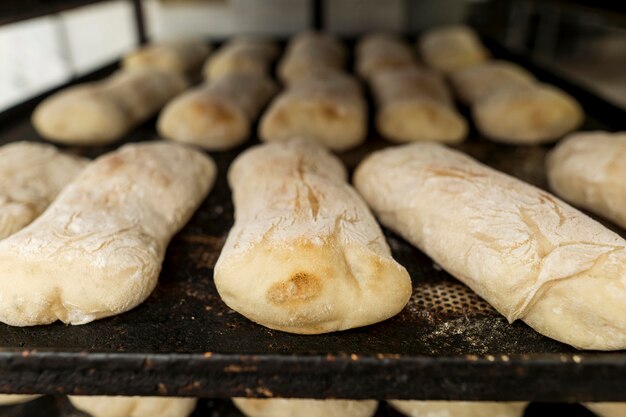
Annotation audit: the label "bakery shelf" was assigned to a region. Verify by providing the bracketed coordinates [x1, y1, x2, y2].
[0, 39, 625, 402]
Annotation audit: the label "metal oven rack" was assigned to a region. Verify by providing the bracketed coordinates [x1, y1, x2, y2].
[0, 1, 625, 416]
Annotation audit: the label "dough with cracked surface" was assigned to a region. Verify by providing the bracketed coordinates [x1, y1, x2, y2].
[0, 142, 87, 240]
[214, 139, 411, 334]
[0, 142, 215, 326]
[547, 131, 626, 230]
[69, 396, 197, 417]
[233, 398, 378, 417]
[355, 142, 626, 350]
[32, 69, 187, 145]
[356, 33, 416, 80]
[389, 401, 527, 417]
[278, 32, 346, 85]
[159, 73, 277, 150]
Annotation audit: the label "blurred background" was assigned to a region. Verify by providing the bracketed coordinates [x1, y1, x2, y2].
[0, 0, 624, 112]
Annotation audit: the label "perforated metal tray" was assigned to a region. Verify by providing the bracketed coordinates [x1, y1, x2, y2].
[0, 41, 625, 402]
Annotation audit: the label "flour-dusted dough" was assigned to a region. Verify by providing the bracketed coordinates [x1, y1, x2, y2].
[389, 401, 527, 417]
[278, 32, 346, 84]
[204, 38, 278, 80]
[547, 132, 626, 230]
[0, 395, 40, 405]
[0, 142, 215, 326]
[419, 25, 489, 73]
[214, 139, 411, 334]
[32, 70, 187, 145]
[69, 396, 197, 417]
[354, 143, 626, 350]
[158, 73, 277, 150]
[233, 398, 378, 417]
[473, 83, 583, 145]
[356, 33, 416, 80]
[0, 142, 87, 240]
[123, 39, 211, 78]
[585, 403, 626, 417]
[259, 71, 366, 151]
[449, 60, 536, 105]
[370, 67, 467, 144]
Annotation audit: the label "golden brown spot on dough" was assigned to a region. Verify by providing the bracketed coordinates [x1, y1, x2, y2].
[426, 166, 485, 180]
[266, 272, 322, 305]
[319, 103, 341, 120]
[192, 100, 234, 123]
[103, 155, 127, 173]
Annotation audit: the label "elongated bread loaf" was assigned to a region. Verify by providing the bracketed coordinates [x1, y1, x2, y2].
[356, 33, 416, 80]
[233, 398, 378, 417]
[389, 401, 527, 417]
[0, 142, 87, 240]
[0, 142, 215, 326]
[449, 60, 536, 105]
[259, 71, 366, 151]
[370, 67, 467, 143]
[547, 131, 626, 229]
[69, 396, 197, 417]
[123, 39, 211, 78]
[278, 32, 346, 84]
[158, 73, 277, 150]
[354, 143, 626, 350]
[204, 38, 278, 80]
[214, 139, 411, 334]
[419, 25, 489, 73]
[473, 83, 583, 144]
[32, 70, 187, 145]
[585, 403, 626, 417]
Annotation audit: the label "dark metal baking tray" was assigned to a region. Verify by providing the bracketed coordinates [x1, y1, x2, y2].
[0, 40, 625, 402]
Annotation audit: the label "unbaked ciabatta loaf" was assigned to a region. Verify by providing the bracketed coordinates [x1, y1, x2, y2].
[419, 25, 489, 74]
[214, 139, 411, 334]
[356, 33, 416, 80]
[0, 142, 215, 326]
[232, 398, 378, 417]
[259, 71, 366, 151]
[0, 142, 87, 240]
[69, 396, 197, 417]
[547, 131, 626, 230]
[32, 69, 187, 145]
[388, 401, 527, 417]
[585, 403, 626, 417]
[370, 67, 467, 144]
[158, 73, 277, 150]
[354, 143, 626, 350]
[203, 38, 279, 80]
[123, 39, 211, 79]
[278, 32, 347, 85]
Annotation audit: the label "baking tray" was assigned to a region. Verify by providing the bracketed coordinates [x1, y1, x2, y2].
[0, 39, 625, 402]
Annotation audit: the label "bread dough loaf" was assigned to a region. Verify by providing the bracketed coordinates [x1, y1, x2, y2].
[69, 396, 197, 417]
[0, 395, 40, 405]
[0, 142, 87, 240]
[158, 73, 277, 150]
[389, 401, 527, 417]
[449, 60, 536, 105]
[585, 403, 626, 417]
[354, 143, 626, 350]
[370, 67, 467, 143]
[204, 38, 278, 80]
[0, 142, 215, 326]
[32, 69, 187, 145]
[259, 71, 366, 151]
[356, 33, 416, 80]
[232, 398, 378, 417]
[547, 131, 626, 229]
[419, 25, 489, 73]
[278, 32, 346, 84]
[473, 83, 583, 144]
[214, 139, 411, 334]
[123, 39, 211, 78]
